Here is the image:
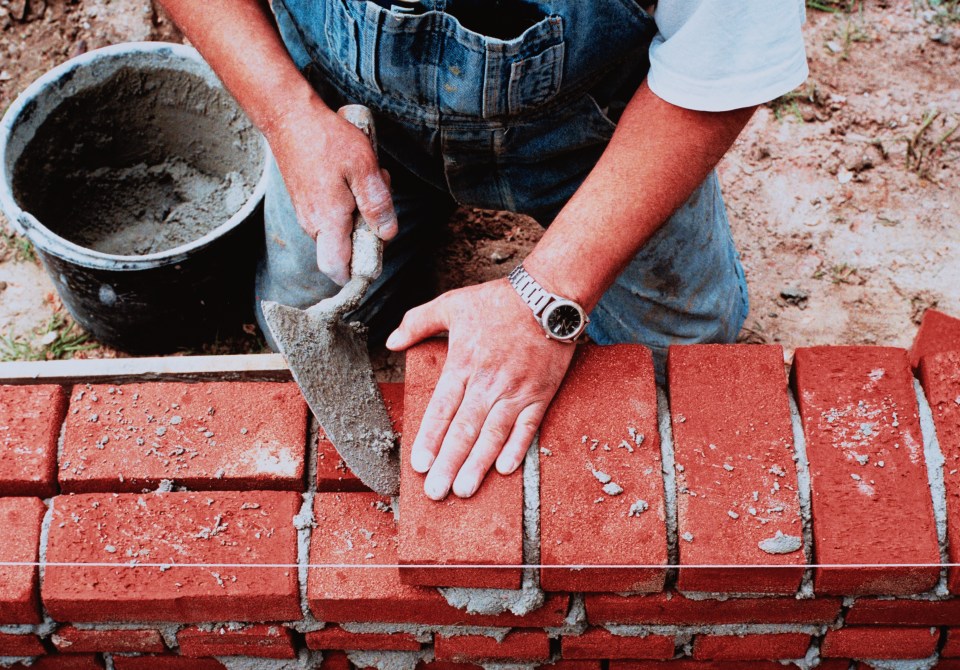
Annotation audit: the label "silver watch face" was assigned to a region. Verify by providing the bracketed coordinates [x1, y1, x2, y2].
[543, 300, 586, 341]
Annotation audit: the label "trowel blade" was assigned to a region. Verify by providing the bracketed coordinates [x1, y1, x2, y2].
[261, 300, 400, 496]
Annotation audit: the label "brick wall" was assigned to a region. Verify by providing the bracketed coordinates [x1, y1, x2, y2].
[0, 309, 959, 669]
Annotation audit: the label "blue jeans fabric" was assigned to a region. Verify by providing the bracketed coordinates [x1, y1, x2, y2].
[256, 0, 749, 381]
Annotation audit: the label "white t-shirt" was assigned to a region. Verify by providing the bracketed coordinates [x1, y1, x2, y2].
[647, 0, 809, 112]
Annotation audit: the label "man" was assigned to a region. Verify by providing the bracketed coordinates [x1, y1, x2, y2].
[159, 0, 807, 501]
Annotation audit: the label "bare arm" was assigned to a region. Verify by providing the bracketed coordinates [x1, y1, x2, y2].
[387, 83, 755, 499]
[157, 0, 397, 284]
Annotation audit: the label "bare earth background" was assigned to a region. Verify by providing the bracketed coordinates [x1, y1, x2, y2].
[0, 0, 957, 364]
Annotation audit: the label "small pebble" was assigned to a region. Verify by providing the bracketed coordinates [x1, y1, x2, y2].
[681, 532, 694, 542]
[603, 482, 624, 496]
[727, 510, 739, 520]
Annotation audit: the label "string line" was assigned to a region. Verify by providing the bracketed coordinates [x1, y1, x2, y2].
[2, 562, 956, 569]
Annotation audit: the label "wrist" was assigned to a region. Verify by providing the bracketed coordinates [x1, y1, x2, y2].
[521, 250, 604, 313]
[259, 83, 335, 144]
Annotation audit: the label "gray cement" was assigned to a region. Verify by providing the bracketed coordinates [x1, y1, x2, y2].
[787, 388, 817, 599]
[915, 378, 950, 596]
[12, 67, 262, 256]
[861, 657, 938, 670]
[347, 649, 430, 670]
[545, 594, 587, 639]
[656, 388, 679, 588]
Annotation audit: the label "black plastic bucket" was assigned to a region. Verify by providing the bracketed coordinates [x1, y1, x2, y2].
[0, 42, 269, 353]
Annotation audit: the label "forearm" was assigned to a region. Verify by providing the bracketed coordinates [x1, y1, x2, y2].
[524, 82, 756, 310]
[157, 0, 330, 139]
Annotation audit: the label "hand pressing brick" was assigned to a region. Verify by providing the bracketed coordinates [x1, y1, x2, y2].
[59, 381, 307, 493]
[793, 346, 940, 595]
[398, 340, 523, 589]
[0, 384, 66, 497]
[43, 490, 301, 622]
[308, 491, 568, 626]
[669, 344, 805, 594]
[918, 349, 960, 593]
[539, 344, 667, 592]
[316, 383, 403, 492]
[0, 497, 45, 624]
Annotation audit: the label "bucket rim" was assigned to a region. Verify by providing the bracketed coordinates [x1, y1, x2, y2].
[0, 41, 271, 271]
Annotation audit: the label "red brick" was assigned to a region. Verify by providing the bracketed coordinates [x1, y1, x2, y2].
[693, 633, 811, 660]
[59, 382, 307, 493]
[5, 656, 104, 670]
[322, 651, 352, 670]
[0, 497, 45, 623]
[177, 624, 295, 658]
[539, 662, 602, 670]
[562, 628, 674, 660]
[398, 340, 523, 589]
[944, 627, 960, 657]
[610, 663, 787, 670]
[911, 309, 960, 369]
[43, 490, 301, 622]
[51, 626, 165, 653]
[539, 344, 666, 592]
[919, 350, 960, 593]
[669, 345, 804, 594]
[939, 661, 960, 670]
[418, 663, 482, 670]
[585, 592, 841, 625]
[316, 383, 403, 492]
[308, 491, 567, 626]
[0, 632, 44, 656]
[435, 631, 550, 663]
[0, 384, 65, 497]
[306, 625, 421, 651]
[793, 346, 940, 595]
[113, 657, 226, 670]
[821, 627, 939, 659]
[846, 598, 960, 625]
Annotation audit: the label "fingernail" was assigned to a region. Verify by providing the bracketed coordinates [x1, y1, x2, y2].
[411, 449, 433, 473]
[424, 477, 448, 501]
[454, 476, 479, 499]
[377, 219, 398, 239]
[385, 330, 401, 349]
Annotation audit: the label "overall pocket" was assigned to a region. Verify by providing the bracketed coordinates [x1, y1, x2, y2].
[507, 40, 565, 115]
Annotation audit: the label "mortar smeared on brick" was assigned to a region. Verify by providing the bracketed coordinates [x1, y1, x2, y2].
[346, 649, 429, 670]
[656, 388, 679, 585]
[914, 378, 949, 596]
[787, 389, 816, 598]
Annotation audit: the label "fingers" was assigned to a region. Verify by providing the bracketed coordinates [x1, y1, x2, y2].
[313, 212, 354, 286]
[452, 400, 522, 498]
[348, 158, 398, 240]
[386, 300, 449, 351]
[410, 370, 466, 475]
[496, 402, 547, 475]
[424, 387, 492, 500]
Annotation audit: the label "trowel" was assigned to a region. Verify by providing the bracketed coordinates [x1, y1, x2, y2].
[261, 104, 400, 496]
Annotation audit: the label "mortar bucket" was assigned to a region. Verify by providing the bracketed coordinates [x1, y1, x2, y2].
[0, 42, 270, 353]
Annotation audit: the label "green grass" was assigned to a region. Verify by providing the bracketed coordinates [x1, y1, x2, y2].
[916, 0, 960, 25]
[0, 228, 37, 264]
[807, 0, 862, 13]
[769, 82, 823, 122]
[904, 108, 960, 179]
[0, 312, 96, 362]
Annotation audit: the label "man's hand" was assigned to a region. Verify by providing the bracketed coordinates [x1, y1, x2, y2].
[268, 101, 397, 285]
[385, 279, 575, 500]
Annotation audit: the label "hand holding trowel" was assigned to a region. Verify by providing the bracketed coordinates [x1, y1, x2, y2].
[261, 104, 400, 496]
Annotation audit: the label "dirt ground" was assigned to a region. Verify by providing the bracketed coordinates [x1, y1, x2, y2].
[0, 0, 958, 364]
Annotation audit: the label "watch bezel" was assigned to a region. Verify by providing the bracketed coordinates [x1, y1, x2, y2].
[540, 299, 588, 342]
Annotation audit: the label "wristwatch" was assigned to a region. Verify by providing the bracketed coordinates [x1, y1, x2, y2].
[507, 264, 589, 343]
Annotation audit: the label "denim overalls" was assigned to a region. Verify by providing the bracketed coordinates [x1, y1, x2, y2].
[255, 0, 750, 381]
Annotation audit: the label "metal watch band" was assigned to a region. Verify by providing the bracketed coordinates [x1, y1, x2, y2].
[507, 264, 556, 318]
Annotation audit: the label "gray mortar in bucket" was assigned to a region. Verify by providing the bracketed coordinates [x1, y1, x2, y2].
[0, 42, 268, 267]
